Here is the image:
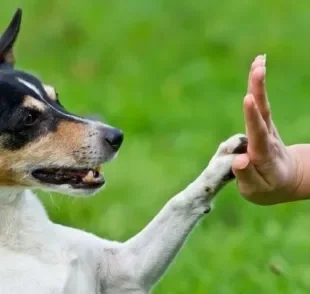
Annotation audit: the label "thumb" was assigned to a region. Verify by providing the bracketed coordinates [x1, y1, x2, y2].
[232, 153, 250, 171]
[232, 153, 254, 185]
[232, 153, 266, 197]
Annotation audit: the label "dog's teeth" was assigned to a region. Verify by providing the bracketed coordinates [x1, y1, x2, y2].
[83, 170, 95, 183]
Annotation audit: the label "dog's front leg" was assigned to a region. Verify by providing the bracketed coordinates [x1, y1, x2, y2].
[105, 134, 247, 292]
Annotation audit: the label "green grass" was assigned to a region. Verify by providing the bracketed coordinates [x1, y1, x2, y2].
[2, 0, 310, 292]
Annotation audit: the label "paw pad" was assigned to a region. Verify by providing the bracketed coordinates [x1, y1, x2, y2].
[205, 186, 212, 193]
[232, 137, 248, 154]
[218, 134, 247, 156]
[204, 205, 212, 214]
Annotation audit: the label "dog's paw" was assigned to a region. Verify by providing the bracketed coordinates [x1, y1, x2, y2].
[216, 134, 248, 157]
[213, 134, 247, 181]
[194, 134, 247, 214]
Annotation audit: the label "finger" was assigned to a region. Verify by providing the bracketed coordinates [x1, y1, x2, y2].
[244, 94, 270, 158]
[232, 154, 269, 198]
[271, 121, 284, 143]
[251, 65, 272, 130]
[247, 55, 266, 94]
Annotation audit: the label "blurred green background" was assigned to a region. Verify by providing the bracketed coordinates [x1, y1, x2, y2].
[2, 0, 310, 293]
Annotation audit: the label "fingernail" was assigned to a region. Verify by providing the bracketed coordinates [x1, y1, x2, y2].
[255, 54, 265, 61]
[253, 55, 266, 68]
[258, 63, 267, 82]
[262, 54, 267, 65]
[260, 65, 266, 76]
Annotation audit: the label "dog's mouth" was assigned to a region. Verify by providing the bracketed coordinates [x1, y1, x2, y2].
[32, 166, 105, 189]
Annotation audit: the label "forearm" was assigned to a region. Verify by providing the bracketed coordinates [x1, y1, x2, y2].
[287, 144, 310, 201]
[124, 185, 207, 289]
[123, 155, 229, 289]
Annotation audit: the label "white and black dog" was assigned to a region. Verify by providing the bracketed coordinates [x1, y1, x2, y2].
[0, 9, 247, 293]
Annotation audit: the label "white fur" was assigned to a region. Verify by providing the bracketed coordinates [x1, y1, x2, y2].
[17, 77, 43, 98]
[0, 134, 245, 293]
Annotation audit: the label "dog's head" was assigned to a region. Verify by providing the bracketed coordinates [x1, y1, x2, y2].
[0, 9, 123, 196]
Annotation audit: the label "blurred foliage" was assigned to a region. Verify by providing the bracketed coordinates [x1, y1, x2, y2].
[1, 0, 310, 293]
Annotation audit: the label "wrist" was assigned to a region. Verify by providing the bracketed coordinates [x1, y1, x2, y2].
[286, 145, 305, 201]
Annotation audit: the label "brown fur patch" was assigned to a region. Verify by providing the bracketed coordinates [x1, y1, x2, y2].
[0, 121, 89, 186]
[20, 120, 87, 165]
[3, 48, 15, 66]
[43, 85, 57, 101]
[0, 154, 27, 186]
[23, 96, 46, 111]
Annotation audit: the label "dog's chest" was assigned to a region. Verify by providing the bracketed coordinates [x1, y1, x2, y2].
[0, 243, 98, 294]
[0, 192, 102, 294]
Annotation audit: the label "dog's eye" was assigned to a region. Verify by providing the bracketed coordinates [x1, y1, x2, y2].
[23, 111, 40, 126]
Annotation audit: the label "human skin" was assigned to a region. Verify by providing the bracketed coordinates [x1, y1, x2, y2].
[232, 55, 310, 205]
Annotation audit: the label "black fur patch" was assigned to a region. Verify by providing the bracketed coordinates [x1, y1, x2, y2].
[0, 8, 21, 67]
[0, 70, 86, 150]
[0, 9, 88, 150]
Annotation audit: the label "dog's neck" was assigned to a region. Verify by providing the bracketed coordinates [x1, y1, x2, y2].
[0, 188, 24, 205]
[0, 188, 49, 244]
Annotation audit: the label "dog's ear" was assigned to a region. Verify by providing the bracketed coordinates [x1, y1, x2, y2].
[0, 8, 22, 68]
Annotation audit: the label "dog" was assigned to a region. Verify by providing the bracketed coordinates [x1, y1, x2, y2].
[0, 9, 247, 294]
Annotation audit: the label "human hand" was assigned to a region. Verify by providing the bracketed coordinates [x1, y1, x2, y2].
[232, 55, 302, 205]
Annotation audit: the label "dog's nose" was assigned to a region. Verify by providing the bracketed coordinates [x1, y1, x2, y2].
[104, 128, 124, 151]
